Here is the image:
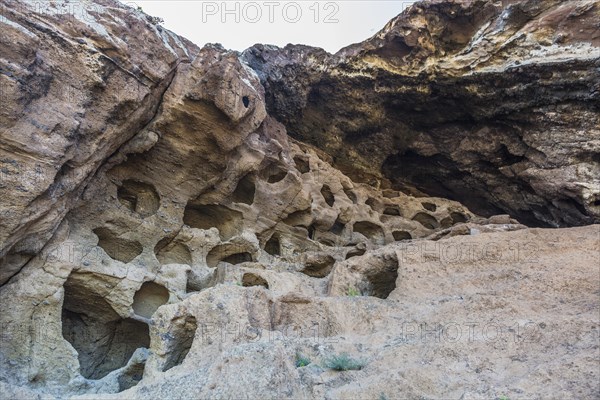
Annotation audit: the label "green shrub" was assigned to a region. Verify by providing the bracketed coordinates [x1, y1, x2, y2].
[295, 353, 311, 368]
[322, 352, 365, 371]
[347, 286, 361, 297]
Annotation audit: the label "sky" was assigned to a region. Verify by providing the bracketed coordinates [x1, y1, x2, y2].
[124, 1, 417, 53]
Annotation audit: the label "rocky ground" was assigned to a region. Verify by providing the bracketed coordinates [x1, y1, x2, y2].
[0, 0, 598, 399]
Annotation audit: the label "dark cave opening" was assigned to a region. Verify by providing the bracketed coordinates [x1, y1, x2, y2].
[381, 150, 550, 227]
[183, 203, 243, 240]
[364, 261, 399, 299]
[231, 174, 256, 205]
[321, 184, 335, 207]
[353, 221, 385, 245]
[206, 244, 254, 268]
[162, 316, 197, 372]
[264, 233, 281, 256]
[242, 273, 269, 288]
[61, 273, 150, 381]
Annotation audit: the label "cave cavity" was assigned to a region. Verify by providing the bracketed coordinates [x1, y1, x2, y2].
[154, 237, 192, 265]
[364, 261, 399, 299]
[346, 246, 366, 259]
[132, 281, 169, 319]
[320, 184, 335, 207]
[62, 274, 150, 380]
[300, 255, 335, 278]
[383, 206, 401, 216]
[206, 244, 254, 268]
[421, 202, 437, 212]
[183, 203, 243, 240]
[329, 218, 345, 235]
[412, 212, 440, 229]
[344, 189, 358, 204]
[162, 316, 198, 372]
[283, 209, 312, 227]
[365, 197, 381, 211]
[264, 233, 281, 256]
[242, 272, 269, 288]
[353, 221, 385, 245]
[262, 164, 288, 183]
[392, 230, 412, 241]
[231, 174, 256, 205]
[293, 156, 310, 173]
[93, 227, 143, 263]
[450, 211, 468, 224]
[117, 180, 160, 218]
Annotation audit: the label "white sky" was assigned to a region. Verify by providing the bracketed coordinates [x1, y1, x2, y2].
[124, 1, 417, 53]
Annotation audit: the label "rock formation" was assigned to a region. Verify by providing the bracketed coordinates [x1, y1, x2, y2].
[243, 0, 600, 227]
[0, 0, 598, 399]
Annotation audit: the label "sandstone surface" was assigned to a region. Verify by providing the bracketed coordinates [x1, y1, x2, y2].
[0, 0, 598, 399]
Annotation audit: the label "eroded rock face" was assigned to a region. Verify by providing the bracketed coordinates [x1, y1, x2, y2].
[0, 0, 598, 399]
[243, 0, 600, 227]
[0, 0, 198, 283]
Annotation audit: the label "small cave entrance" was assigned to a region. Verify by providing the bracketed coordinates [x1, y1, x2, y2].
[345, 247, 366, 259]
[353, 221, 385, 245]
[450, 212, 468, 224]
[242, 96, 250, 108]
[132, 282, 170, 319]
[320, 184, 335, 207]
[382, 190, 400, 199]
[163, 316, 198, 372]
[154, 237, 192, 265]
[242, 273, 269, 288]
[117, 180, 160, 218]
[283, 209, 312, 227]
[307, 224, 317, 240]
[183, 203, 243, 240]
[365, 197, 381, 211]
[364, 262, 399, 299]
[222, 252, 253, 265]
[329, 218, 345, 235]
[62, 274, 150, 380]
[231, 174, 256, 205]
[264, 233, 281, 257]
[421, 202, 437, 212]
[206, 245, 254, 268]
[293, 156, 310, 174]
[344, 189, 358, 204]
[262, 164, 288, 183]
[300, 255, 335, 278]
[185, 268, 216, 294]
[383, 207, 401, 216]
[412, 212, 440, 229]
[392, 230, 412, 241]
[93, 227, 143, 263]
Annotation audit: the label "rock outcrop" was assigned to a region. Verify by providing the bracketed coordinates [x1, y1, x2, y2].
[243, 0, 600, 227]
[0, 0, 598, 399]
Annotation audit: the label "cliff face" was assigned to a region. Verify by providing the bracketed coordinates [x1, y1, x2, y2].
[0, 0, 599, 399]
[243, 0, 600, 227]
